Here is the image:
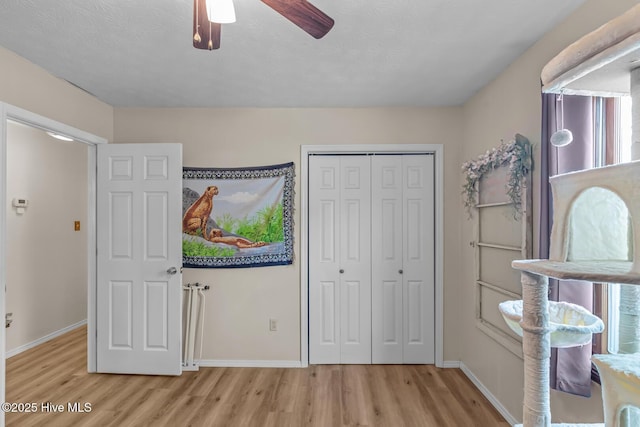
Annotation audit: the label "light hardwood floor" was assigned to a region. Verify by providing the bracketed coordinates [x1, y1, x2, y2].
[6, 327, 509, 426]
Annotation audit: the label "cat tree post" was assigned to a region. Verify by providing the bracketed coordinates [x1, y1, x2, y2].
[520, 271, 551, 427]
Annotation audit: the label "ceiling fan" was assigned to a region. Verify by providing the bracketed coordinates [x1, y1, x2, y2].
[193, 0, 335, 50]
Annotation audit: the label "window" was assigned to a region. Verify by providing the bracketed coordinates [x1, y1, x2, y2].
[601, 93, 638, 427]
[591, 96, 633, 357]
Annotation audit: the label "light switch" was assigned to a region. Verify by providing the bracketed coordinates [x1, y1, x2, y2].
[74, 221, 81, 231]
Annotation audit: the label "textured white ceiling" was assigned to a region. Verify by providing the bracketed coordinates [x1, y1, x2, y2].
[0, 0, 585, 107]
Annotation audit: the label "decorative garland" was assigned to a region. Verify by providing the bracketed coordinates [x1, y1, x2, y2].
[461, 134, 532, 218]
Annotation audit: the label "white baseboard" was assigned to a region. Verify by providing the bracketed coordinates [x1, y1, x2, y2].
[182, 363, 200, 372]
[459, 362, 519, 426]
[441, 360, 461, 368]
[198, 359, 304, 368]
[6, 319, 87, 359]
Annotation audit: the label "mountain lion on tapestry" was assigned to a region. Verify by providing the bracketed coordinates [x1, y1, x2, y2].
[183, 185, 269, 251]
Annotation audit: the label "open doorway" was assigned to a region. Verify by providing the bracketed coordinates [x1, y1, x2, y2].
[0, 103, 107, 423]
[5, 120, 88, 357]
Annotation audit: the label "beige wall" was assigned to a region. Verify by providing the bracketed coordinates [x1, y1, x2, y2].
[0, 46, 113, 141]
[114, 107, 463, 361]
[6, 122, 88, 352]
[460, 0, 639, 423]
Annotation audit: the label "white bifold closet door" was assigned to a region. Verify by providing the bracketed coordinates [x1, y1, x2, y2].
[371, 155, 435, 364]
[309, 153, 435, 365]
[309, 155, 372, 364]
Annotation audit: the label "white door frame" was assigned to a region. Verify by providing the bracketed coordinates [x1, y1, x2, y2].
[0, 102, 107, 416]
[300, 144, 444, 367]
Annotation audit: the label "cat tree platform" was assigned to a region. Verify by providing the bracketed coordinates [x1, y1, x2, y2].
[499, 298, 604, 348]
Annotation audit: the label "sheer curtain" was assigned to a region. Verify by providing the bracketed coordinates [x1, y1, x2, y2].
[540, 93, 595, 397]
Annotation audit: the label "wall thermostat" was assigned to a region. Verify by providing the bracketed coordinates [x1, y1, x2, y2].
[12, 197, 28, 214]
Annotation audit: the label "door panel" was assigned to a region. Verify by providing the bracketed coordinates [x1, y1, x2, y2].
[309, 155, 371, 364]
[405, 199, 423, 260]
[402, 155, 435, 364]
[110, 192, 133, 259]
[97, 143, 182, 375]
[145, 281, 168, 349]
[406, 280, 423, 342]
[372, 156, 403, 363]
[321, 281, 337, 344]
[381, 200, 399, 260]
[320, 201, 336, 261]
[309, 156, 341, 363]
[110, 281, 133, 348]
[344, 280, 362, 342]
[344, 200, 362, 261]
[382, 280, 402, 345]
[145, 192, 168, 260]
[339, 156, 371, 363]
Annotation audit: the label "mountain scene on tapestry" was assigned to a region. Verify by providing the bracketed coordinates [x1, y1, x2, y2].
[182, 162, 294, 268]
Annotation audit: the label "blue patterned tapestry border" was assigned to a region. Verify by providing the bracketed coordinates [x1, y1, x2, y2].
[182, 162, 295, 268]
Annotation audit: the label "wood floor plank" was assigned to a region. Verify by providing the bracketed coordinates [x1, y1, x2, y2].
[6, 327, 510, 426]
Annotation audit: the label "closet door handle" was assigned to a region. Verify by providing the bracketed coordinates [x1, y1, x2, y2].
[339, 269, 344, 274]
[398, 269, 403, 274]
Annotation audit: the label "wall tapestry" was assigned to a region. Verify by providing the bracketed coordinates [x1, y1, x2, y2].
[182, 162, 294, 268]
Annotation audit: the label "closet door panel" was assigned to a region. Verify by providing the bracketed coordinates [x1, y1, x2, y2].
[309, 156, 341, 364]
[381, 279, 402, 341]
[402, 155, 435, 364]
[339, 156, 371, 363]
[371, 156, 403, 363]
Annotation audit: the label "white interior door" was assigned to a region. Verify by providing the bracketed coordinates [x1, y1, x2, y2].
[371, 156, 404, 363]
[309, 155, 371, 364]
[339, 156, 371, 364]
[97, 143, 183, 375]
[402, 154, 435, 364]
[371, 154, 435, 364]
[309, 155, 340, 363]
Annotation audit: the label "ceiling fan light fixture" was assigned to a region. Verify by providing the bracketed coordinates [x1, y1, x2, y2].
[193, 0, 333, 50]
[206, 0, 236, 24]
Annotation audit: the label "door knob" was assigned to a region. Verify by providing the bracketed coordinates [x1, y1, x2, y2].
[398, 269, 403, 274]
[167, 267, 178, 275]
[339, 269, 344, 274]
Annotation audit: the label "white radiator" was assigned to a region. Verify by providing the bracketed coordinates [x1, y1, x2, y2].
[182, 283, 209, 371]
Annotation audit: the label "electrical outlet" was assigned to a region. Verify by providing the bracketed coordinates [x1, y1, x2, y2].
[269, 318, 278, 331]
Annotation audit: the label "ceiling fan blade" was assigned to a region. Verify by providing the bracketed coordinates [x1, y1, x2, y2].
[261, 0, 334, 39]
[193, 0, 221, 50]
